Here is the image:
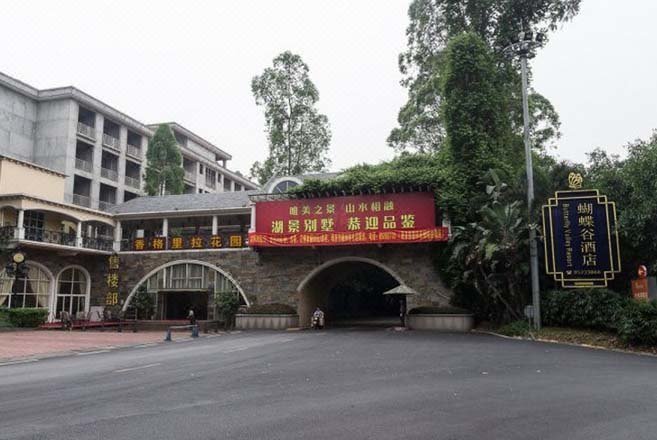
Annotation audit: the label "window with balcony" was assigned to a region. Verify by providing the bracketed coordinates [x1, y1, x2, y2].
[101, 151, 119, 182]
[124, 191, 139, 202]
[126, 130, 142, 159]
[183, 158, 196, 183]
[102, 119, 121, 151]
[224, 178, 232, 192]
[71, 175, 91, 207]
[99, 183, 117, 212]
[75, 141, 93, 173]
[77, 107, 96, 140]
[124, 160, 141, 189]
[174, 131, 187, 148]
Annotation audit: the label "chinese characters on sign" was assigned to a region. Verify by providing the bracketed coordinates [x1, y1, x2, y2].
[542, 189, 621, 288]
[105, 253, 120, 306]
[132, 234, 245, 251]
[249, 192, 448, 247]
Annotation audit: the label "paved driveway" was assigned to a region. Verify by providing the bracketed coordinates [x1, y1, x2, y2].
[1, 329, 656, 440]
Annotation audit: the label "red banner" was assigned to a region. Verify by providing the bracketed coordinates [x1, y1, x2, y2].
[250, 192, 448, 247]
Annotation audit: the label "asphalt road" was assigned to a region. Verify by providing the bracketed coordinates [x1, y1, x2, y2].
[1, 329, 656, 440]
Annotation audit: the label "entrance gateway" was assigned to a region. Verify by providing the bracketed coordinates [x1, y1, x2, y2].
[115, 188, 451, 328]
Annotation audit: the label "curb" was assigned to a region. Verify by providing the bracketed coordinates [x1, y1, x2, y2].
[474, 329, 657, 359]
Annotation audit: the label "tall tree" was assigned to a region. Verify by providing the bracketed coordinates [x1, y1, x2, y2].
[439, 32, 520, 223]
[250, 51, 332, 185]
[388, 0, 580, 153]
[144, 124, 184, 196]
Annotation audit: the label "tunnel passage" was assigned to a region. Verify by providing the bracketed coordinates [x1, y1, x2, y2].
[297, 258, 404, 327]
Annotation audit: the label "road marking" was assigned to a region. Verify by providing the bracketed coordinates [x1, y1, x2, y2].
[133, 343, 158, 349]
[77, 349, 111, 356]
[0, 358, 38, 367]
[223, 346, 250, 353]
[114, 363, 161, 373]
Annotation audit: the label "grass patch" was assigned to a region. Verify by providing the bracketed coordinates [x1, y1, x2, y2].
[495, 323, 657, 355]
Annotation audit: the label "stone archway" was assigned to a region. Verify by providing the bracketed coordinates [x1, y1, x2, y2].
[296, 257, 405, 327]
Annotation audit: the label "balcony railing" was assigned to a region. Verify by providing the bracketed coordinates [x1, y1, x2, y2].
[24, 226, 77, 247]
[77, 122, 95, 139]
[4, 225, 113, 252]
[102, 133, 120, 150]
[205, 179, 216, 189]
[98, 200, 116, 212]
[101, 167, 118, 181]
[75, 158, 93, 173]
[67, 193, 91, 208]
[126, 144, 141, 158]
[184, 170, 195, 183]
[82, 235, 114, 252]
[125, 175, 141, 189]
[120, 232, 249, 251]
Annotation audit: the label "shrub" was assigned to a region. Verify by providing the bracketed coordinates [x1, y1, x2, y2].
[498, 320, 530, 337]
[617, 300, 657, 345]
[7, 308, 48, 327]
[541, 289, 628, 331]
[214, 291, 241, 329]
[0, 307, 11, 328]
[243, 303, 297, 315]
[408, 306, 471, 315]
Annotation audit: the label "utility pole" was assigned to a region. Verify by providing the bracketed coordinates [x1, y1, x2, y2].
[505, 29, 545, 329]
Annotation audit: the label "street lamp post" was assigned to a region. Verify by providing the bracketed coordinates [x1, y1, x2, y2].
[505, 30, 545, 329]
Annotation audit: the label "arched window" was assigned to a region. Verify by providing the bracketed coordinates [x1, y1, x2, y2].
[272, 179, 299, 194]
[0, 263, 51, 309]
[56, 267, 89, 318]
[137, 262, 246, 320]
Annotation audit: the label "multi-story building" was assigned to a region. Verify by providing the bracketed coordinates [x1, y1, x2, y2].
[0, 71, 258, 212]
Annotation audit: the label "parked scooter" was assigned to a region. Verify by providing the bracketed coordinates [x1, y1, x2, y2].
[311, 308, 325, 329]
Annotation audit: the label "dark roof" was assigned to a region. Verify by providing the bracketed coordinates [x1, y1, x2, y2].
[111, 191, 255, 215]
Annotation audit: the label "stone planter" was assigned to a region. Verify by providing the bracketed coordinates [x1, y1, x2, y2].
[235, 314, 299, 330]
[407, 314, 474, 332]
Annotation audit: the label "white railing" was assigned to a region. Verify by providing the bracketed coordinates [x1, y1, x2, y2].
[77, 122, 95, 139]
[102, 133, 120, 150]
[126, 144, 141, 158]
[125, 175, 140, 189]
[75, 158, 93, 173]
[101, 167, 118, 181]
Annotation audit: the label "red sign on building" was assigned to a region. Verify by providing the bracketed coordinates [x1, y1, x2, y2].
[248, 192, 448, 247]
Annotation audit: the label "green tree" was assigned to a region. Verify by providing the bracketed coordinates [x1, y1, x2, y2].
[449, 171, 529, 323]
[250, 51, 332, 185]
[439, 32, 520, 223]
[389, 0, 579, 153]
[132, 285, 155, 320]
[214, 290, 240, 330]
[144, 124, 184, 196]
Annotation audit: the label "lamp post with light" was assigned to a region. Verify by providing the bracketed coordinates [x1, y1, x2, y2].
[504, 30, 545, 329]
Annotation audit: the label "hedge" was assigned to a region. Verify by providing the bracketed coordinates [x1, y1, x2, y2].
[242, 303, 297, 315]
[0, 307, 11, 328]
[7, 308, 49, 327]
[541, 289, 628, 332]
[408, 306, 472, 315]
[541, 289, 657, 346]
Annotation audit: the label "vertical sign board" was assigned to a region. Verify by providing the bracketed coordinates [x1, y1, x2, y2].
[542, 186, 621, 288]
[105, 253, 120, 306]
[249, 192, 448, 247]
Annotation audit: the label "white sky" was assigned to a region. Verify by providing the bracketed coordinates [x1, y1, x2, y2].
[1, 0, 655, 175]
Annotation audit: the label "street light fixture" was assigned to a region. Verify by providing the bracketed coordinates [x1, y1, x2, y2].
[504, 29, 545, 330]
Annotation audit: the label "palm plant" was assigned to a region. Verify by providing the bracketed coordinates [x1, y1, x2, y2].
[449, 171, 529, 323]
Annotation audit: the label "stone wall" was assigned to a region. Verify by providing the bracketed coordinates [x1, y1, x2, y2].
[115, 243, 452, 311]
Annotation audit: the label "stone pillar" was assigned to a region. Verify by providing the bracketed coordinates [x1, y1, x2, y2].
[16, 209, 25, 239]
[230, 180, 235, 192]
[162, 218, 168, 237]
[219, 173, 225, 192]
[76, 221, 83, 247]
[113, 220, 122, 252]
[211, 215, 218, 235]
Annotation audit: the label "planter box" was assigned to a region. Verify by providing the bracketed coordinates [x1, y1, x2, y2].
[235, 314, 299, 330]
[407, 314, 474, 332]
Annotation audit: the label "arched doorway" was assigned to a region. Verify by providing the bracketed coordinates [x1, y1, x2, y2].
[123, 260, 248, 320]
[297, 257, 404, 327]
